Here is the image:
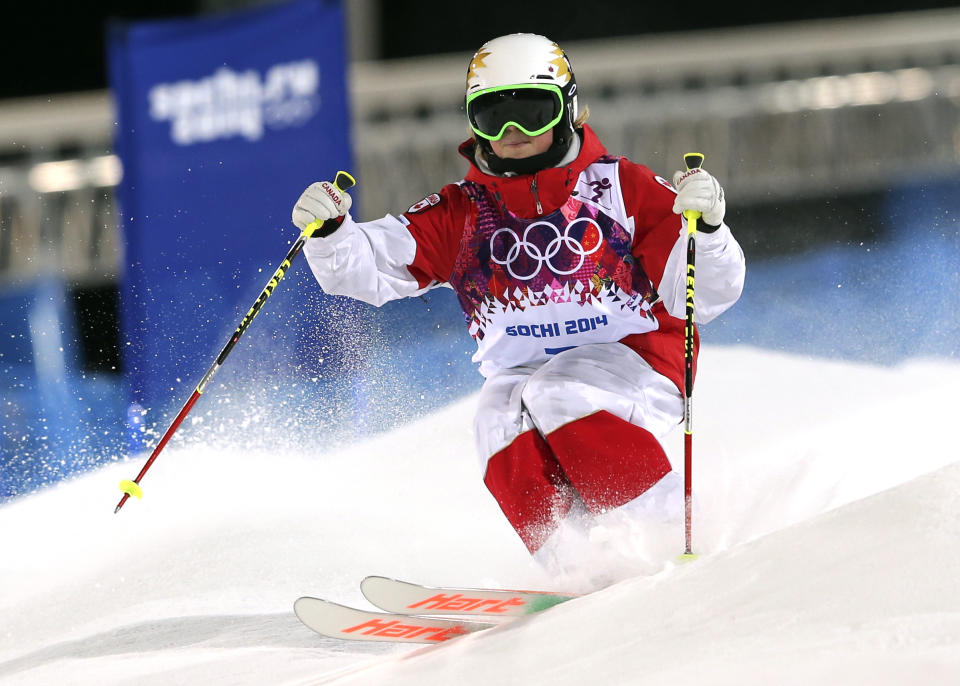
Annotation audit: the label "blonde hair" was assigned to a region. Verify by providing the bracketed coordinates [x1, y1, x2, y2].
[574, 104, 590, 128]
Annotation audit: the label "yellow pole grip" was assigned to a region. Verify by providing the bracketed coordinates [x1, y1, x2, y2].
[303, 170, 357, 238]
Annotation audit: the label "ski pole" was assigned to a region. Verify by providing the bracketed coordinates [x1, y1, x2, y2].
[114, 171, 356, 513]
[681, 152, 704, 559]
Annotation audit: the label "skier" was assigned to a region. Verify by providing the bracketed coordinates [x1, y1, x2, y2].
[292, 33, 745, 581]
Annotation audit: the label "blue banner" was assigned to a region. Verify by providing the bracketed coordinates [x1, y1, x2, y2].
[108, 0, 354, 421]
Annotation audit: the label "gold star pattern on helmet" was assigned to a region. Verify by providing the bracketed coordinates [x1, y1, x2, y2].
[466, 48, 492, 87]
[549, 44, 571, 84]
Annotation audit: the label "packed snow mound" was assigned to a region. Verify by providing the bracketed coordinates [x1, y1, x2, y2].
[1, 347, 959, 685]
[321, 461, 960, 685]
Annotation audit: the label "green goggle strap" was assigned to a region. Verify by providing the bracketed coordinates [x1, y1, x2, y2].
[466, 84, 564, 141]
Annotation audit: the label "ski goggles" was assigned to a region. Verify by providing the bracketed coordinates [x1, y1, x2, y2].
[466, 84, 565, 142]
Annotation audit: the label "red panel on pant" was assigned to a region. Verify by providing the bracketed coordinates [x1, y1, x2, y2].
[545, 410, 671, 514]
[483, 429, 574, 553]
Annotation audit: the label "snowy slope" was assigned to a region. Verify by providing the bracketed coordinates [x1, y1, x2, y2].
[1, 346, 958, 685]
[322, 462, 960, 686]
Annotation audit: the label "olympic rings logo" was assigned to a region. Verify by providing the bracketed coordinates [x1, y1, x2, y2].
[489, 218, 603, 281]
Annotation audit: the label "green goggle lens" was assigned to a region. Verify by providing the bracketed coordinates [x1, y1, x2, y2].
[466, 84, 564, 141]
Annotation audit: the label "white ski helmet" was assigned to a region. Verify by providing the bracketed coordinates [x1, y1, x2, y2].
[465, 34, 579, 172]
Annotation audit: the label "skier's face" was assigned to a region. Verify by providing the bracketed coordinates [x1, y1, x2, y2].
[489, 126, 554, 160]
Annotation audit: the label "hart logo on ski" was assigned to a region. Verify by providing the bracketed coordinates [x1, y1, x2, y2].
[360, 576, 576, 618]
[294, 577, 577, 645]
[343, 617, 470, 641]
[294, 596, 495, 644]
[408, 592, 527, 614]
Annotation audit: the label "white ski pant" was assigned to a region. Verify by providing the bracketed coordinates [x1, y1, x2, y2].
[474, 342, 684, 553]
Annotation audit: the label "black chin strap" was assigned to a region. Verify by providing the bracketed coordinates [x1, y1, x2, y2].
[486, 143, 568, 175]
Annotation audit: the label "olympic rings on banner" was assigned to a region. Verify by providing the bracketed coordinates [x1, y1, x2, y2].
[489, 218, 603, 281]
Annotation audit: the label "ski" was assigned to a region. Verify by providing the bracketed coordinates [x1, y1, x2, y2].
[360, 575, 577, 618]
[294, 597, 495, 644]
[294, 578, 577, 644]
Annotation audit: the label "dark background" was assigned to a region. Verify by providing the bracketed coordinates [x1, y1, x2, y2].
[2, 0, 959, 99]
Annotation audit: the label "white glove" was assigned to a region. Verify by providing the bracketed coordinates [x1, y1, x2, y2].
[291, 180, 353, 232]
[672, 168, 725, 227]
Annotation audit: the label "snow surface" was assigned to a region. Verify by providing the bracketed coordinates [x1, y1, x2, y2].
[2, 346, 959, 685]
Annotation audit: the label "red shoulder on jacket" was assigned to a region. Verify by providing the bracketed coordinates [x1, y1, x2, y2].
[400, 183, 469, 287]
[618, 159, 677, 221]
[618, 158, 683, 287]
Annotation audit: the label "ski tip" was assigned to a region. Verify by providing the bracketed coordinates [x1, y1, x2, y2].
[292, 596, 311, 615]
[359, 575, 395, 590]
[293, 596, 323, 627]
